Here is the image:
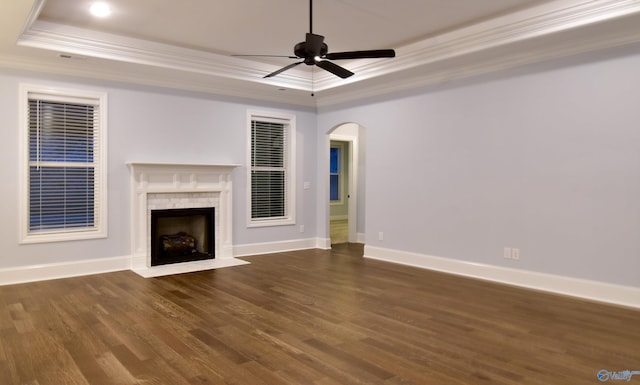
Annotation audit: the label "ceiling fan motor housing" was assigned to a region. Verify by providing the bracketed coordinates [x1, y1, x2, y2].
[295, 41, 329, 65]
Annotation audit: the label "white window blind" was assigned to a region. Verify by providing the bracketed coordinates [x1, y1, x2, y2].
[251, 120, 288, 220]
[247, 111, 295, 227]
[20, 86, 107, 243]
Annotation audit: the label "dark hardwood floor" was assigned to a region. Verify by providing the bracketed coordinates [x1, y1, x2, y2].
[0, 243, 638, 384]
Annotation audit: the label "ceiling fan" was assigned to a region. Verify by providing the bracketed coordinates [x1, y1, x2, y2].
[236, 0, 396, 79]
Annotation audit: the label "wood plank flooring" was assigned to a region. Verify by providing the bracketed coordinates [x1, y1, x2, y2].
[0, 244, 638, 384]
[330, 219, 348, 244]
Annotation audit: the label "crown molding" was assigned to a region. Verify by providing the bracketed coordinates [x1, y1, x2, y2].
[316, 9, 640, 108]
[313, 0, 640, 92]
[11, 0, 640, 107]
[17, 20, 316, 91]
[0, 52, 318, 108]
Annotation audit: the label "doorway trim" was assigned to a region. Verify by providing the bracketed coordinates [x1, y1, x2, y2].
[329, 126, 359, 244]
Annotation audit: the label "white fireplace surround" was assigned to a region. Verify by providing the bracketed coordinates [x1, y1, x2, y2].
[128, 162, 248, 277]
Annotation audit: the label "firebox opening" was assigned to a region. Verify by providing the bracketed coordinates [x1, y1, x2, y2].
[150, 207, 215, 266]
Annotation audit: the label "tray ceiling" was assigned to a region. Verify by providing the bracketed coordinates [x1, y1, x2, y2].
[2, 0, 640, 108]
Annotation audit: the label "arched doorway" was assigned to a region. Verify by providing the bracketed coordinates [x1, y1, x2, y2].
[328, 123, 362, 245]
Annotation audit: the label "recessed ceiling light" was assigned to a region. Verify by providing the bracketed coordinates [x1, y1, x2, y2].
[90, 2, 111, 17]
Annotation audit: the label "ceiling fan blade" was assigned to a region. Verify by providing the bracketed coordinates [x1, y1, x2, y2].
[233, 54, 298, 59]
[305, 33, 325, 57]
[263, 61, 304, 78]
[315, 60, 354, 79]
[325, 49, 396, 60]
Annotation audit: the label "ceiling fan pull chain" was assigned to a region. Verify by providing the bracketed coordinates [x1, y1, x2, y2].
[311, 67, 315, 97]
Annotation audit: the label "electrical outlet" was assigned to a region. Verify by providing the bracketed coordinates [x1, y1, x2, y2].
[378, 232, 384, 241]
[504, 247, 512, 259]
[512, 248, 520, 260]
[299, 225, 305, 233]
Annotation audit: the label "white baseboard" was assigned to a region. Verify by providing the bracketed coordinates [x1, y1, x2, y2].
[316, 237, 332, 250]
[0, 237, 328, 285]
[0, 256, 130, 285]
[233, 237, 325, 257]
[364, 245, 640, 309]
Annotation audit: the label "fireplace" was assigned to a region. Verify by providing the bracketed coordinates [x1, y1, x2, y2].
[128, 162, 248, 277]
[150, 207, 215, 266]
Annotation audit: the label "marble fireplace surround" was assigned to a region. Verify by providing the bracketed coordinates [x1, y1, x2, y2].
[128, 163, 248, 278]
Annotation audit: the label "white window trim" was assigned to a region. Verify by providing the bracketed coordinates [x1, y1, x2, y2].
[18, 84, 108, 244]
[246, 110, 296, 227]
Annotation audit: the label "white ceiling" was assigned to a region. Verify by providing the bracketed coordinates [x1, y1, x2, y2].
[2, 0, 640, 108]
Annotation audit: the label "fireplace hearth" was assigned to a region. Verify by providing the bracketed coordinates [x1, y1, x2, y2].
[151, 207, 215, 266]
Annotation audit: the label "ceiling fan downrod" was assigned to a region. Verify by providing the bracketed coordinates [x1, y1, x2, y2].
[310, 0, 313, 35]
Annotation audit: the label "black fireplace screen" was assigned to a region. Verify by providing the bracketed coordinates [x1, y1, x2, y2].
[150, 207, 215, 266]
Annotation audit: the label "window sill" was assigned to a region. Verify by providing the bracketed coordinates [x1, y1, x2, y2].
[19, 228, 108, 244]
[247, 217, 295, 228]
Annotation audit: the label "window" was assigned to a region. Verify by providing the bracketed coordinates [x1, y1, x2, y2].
[330, 146, 341, 201]
[247, 111, 295, 226]
[19, 85, 107, 243]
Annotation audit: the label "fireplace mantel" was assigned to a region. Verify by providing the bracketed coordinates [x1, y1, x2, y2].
[127, 162, 247, 277]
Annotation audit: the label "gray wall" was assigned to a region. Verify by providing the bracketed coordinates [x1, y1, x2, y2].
[318, 52, 640, 288]
[0, 71, 317, 269]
